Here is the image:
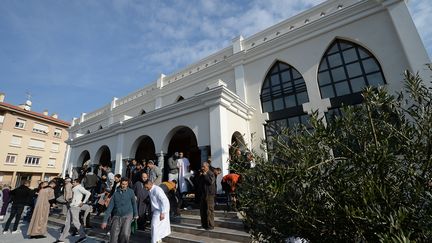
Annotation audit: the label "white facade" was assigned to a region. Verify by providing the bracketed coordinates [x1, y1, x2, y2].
[66, 0, 430, 179]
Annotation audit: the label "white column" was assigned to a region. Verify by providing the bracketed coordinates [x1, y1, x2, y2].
[155, 97, 162, 109]
[209, 105, 230, 175]
[115, 133, 124, 175]
[62, 144, 72, 178]
[234, 65, 247, 102]
[386, 1, 431, 81]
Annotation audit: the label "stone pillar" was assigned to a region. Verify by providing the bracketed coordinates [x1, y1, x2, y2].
[386, 1, 431, 82]
[62, 144, 72, 178]
[115, 133, 124, 175]
[11, 171, 17, 188]
[155, 97, 162, 110]
[234, 65, 247, 102]
[232, 35, 247, 102]
[209, 105, 229, 175]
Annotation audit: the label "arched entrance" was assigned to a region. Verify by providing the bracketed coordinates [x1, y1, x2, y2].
[230, 131, 247, 154]
[131, 135, 156, 164]
[77, 150, 91, 167]
[167, 127, 200, 172]
[95, 145, 112, 167]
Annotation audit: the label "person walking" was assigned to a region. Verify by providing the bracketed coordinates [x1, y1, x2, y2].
[2, 180, 34, 234]
[177, 152, 190, 194]
[56, 178, 73, 216]
[148, 160, 162, 185]
[144, 179, 171, 243]
[0, 184, 11, 221]
[197, 161, 216, 230]
[54, 178, 91, 243]
[27, 181, 56, 239]
[101, 178, 138, 243]
[133, 171, 150, 231]
[167, 153, 179, 182]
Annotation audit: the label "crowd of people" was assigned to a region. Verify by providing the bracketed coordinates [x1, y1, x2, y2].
[0, 149, 254, 243]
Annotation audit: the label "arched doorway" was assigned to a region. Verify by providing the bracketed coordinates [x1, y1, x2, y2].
[132, 135, 156, 164]
[95, 145, 112, 167]
[230, 132, 247, 156]
[167, 127, 200, 172]
[77, 150, 91, 167]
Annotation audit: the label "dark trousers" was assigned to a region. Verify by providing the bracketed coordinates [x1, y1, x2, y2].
[4, 204, 25, 232]
[200, 195, 215, 229]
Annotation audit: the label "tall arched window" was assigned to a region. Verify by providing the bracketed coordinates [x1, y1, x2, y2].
[318, 39, 386, 107]
[261, 61, 309, 113]
[260, 61, 310, 143]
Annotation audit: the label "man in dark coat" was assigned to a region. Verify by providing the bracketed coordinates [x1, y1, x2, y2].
[197, 161, 216, 230]
[3, 180, 34, 233]
[133, 171, 150, 230]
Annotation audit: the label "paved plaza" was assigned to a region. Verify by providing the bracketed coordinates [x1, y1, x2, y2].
[0, 219, 105, 243]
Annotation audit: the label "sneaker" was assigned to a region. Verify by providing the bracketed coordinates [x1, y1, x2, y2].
[75, 237, 87, 243]
[53, 241, 65, 243]
[2, 231, 8, 235]
[11, 230, 21, 234]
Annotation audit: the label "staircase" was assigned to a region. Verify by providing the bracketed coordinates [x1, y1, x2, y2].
[48, 205, 251, 242]
[166, 208, 251, 243]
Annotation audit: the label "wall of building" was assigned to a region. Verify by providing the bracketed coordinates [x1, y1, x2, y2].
[0, 107, 69, 189]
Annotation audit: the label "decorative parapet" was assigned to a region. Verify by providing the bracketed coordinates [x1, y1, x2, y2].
[83, 104, 110, 121]
[242, 0, 355, 51]
[163, 46, 233, 85]
[116, 82, 158, 107]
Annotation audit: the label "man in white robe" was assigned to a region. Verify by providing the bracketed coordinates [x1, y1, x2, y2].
[144, 180, 171, 243]
[177, 152, 191, 194]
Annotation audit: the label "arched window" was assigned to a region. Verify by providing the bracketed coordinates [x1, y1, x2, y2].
[261, 61, 309, 113]
[318, 39, 386, 104]
[260, 61, 310, 144]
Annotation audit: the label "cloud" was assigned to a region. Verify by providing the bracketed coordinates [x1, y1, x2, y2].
[408, 0, 432, 58]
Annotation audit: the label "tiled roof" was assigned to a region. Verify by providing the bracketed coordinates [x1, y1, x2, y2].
[0, 101, 70, 127]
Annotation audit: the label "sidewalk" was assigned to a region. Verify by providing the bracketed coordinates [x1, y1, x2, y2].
[0, 218, 104, 243]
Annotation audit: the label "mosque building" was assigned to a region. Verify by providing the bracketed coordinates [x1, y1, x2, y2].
[65, 0, 430, 181]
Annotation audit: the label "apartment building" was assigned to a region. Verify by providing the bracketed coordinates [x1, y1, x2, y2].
[0, 93, 70, 189]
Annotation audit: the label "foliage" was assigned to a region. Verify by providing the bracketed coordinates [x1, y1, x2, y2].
[236, 67, 432, 242]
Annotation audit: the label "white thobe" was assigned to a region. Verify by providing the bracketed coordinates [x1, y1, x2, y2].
[149, 185, 171, 243]
[177, 157, 190, 193]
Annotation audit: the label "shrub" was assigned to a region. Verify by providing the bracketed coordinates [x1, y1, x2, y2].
[237, 67, 432, 242]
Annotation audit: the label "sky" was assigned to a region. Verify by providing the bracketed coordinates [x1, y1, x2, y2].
[0, 0, 431, 122]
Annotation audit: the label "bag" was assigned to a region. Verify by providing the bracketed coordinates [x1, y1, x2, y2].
[130, 219, 137, 234]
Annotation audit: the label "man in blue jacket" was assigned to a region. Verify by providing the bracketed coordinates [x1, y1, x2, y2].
[101, 177, 138, 243]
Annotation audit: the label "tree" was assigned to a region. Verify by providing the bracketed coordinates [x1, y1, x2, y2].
[237, 66, 432, 242]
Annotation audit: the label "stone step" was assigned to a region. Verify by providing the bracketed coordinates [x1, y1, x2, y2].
[170, 223, 250, 243]
[180, 209, 239, 219]
[172, 214, 244, 231]
[165, 231, 244, 243]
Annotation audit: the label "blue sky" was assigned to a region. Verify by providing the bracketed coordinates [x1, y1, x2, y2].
[0, 0, 430, 122]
